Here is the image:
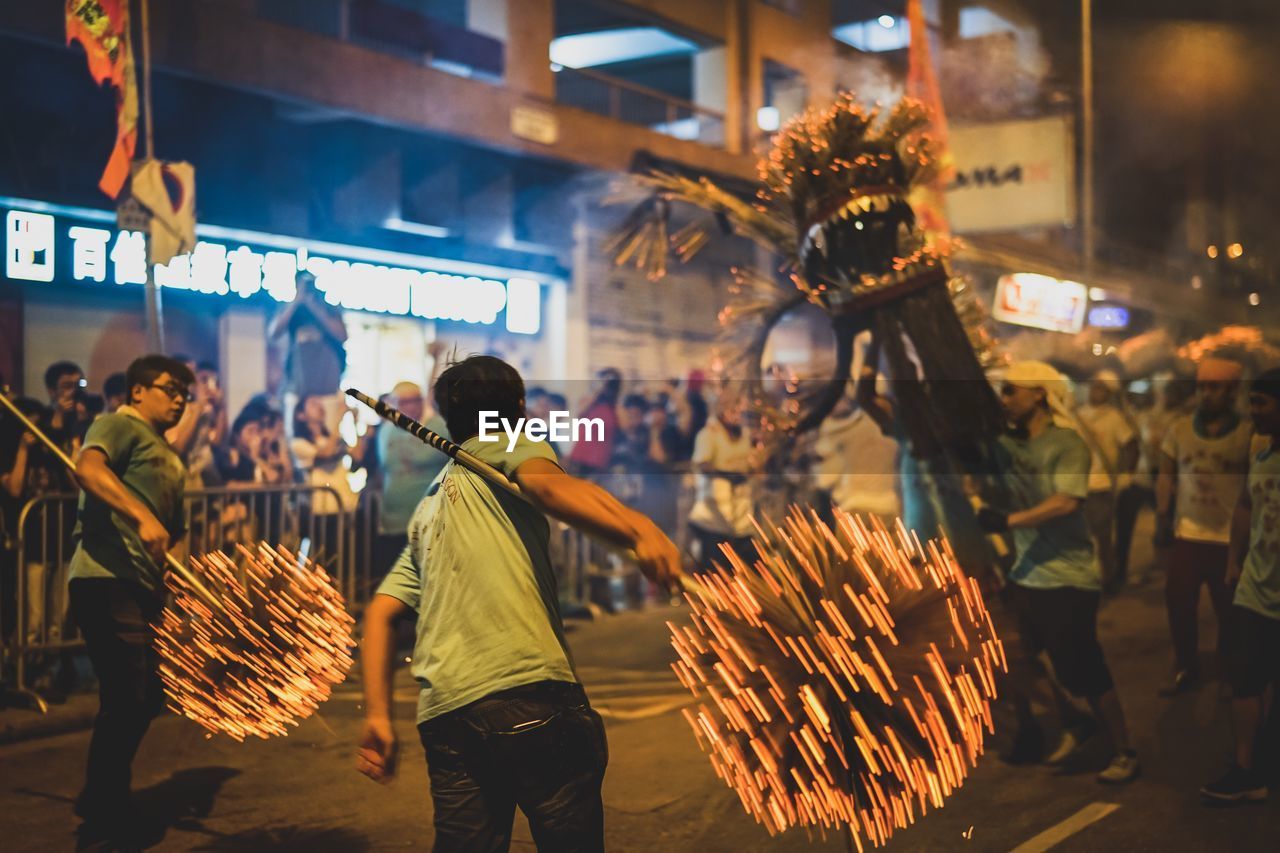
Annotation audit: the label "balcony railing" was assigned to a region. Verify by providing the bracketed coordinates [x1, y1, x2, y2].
[554, 66, 726, 148]
[256, 0, 504, 80]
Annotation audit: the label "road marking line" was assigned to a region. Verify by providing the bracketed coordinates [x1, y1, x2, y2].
[594, 697, 694, 721]
[1009, 802, 1121, 853]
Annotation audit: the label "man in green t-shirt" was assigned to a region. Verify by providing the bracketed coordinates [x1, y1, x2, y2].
[357, 356, 681, 851]
[977, 361, 1139, 785]
[1202, 367, 1280, 803]
[68, 354, 192, 844]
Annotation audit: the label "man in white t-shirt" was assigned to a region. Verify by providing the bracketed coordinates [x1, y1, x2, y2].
[1076, 370, 1139, 593]
[688, 399, 756, 572]
[812, 393, 900, 520]
[1155, 358, 1254, 695]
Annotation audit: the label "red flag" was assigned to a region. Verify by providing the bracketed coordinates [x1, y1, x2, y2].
[905, 0, 952, 240]
[66, 0, 138, 198]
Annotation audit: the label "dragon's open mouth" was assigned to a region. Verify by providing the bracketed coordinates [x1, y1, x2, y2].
[800, 188, 916, 285]
[798, 187, 946, 311]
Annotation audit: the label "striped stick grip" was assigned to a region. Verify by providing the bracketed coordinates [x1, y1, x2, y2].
[345, 388, 459, 458]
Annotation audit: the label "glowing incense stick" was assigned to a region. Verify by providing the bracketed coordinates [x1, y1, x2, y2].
[155, 542, 355, 740]
[672, 508, 1004, 847]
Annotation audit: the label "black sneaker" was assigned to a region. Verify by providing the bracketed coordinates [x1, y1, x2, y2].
[1000, 722, 1044, 765]
[1201, 765, 1268, 804]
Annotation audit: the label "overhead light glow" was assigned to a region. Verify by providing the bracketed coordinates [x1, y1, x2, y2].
[549, 27, 699, 69]
[383, 216, 451, 239]
[878, 15, 896, 28]
[756, 106, 780, 131]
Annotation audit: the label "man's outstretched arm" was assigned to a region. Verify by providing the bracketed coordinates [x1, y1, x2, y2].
[357, 593, 413, 784]
[515, 458, 682, 589]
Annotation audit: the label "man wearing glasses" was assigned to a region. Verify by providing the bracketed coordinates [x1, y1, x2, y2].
[67, 354, 193, 848]
[976, 361, 1139, 784]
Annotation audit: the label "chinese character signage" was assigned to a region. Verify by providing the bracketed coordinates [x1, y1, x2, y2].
[992, 273, 1088, 334]
[2, 203, 542, 335]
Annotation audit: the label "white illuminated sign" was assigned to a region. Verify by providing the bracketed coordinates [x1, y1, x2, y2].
[6, 210, 55, 282]
[2, 205, 543, 334]
[992, 273, 1088, 334]
[68, 226, 109, 282]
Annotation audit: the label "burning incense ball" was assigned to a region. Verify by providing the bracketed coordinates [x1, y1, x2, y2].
[671, 509, 1005, 848]
[155, 543, 356, 741]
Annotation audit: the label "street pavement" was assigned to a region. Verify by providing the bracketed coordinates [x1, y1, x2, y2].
[2, 523, 1278, 851]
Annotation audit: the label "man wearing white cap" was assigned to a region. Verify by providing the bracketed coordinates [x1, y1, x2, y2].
[1155, 357, 1254, 696]
[977, 361, 1139, 784]
[1077, 369, 1139, 593]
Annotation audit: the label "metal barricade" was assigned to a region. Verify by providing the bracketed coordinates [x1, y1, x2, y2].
[552, 468, 697, 614]
[353, 488, 382, 606]
[179, 483, 352, 600]
[6, 483, 351, 705]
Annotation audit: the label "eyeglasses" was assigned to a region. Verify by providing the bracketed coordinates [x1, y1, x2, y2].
[149, 382, 192, 401]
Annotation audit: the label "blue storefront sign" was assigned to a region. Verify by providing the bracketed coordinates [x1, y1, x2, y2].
[2, 197, 543, 335]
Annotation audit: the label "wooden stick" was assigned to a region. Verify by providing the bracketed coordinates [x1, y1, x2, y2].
[0, 390, 225, 613]
[345, 388, 700, 594]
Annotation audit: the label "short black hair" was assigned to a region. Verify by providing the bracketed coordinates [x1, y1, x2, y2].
[196, 360, 218, 374]
[103, 372, 128, 399]
[1251, 368, 1280, 403]
[622, 393, 649, 412]
[44, 361, 83, 391]
[293, 394, 322, 443]
[125, 354, 195, 402]
[434, 355, 525, 442]
[231, 407, 261, 440]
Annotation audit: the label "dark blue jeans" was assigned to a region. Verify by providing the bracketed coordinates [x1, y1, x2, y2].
[417, 681, 608, 853]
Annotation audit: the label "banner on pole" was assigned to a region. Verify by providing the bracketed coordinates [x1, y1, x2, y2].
[129, 159, 197, 266]
[66, 0, 138, 198]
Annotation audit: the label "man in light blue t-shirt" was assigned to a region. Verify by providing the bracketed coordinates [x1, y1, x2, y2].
[356, 356, 681, 851]
[976, 361, 1139, 785]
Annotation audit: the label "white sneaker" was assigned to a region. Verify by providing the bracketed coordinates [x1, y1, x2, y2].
[1097, 751, 1140, 785]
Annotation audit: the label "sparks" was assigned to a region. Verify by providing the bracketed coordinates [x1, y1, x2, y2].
[672, 509, 1004, 845]
[154, 542, 356, 741]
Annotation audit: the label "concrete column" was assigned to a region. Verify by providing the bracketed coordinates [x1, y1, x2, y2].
[564, 210, 592, 382]
[724, 0, 750, 155]
[694, 46, 728, 113]
[694, 46, 729, 147]
[219, 307, 267, 426]
[502, 0, 555, 100]
[460, 165, 515, 249]
[467, 0, 508, 41]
